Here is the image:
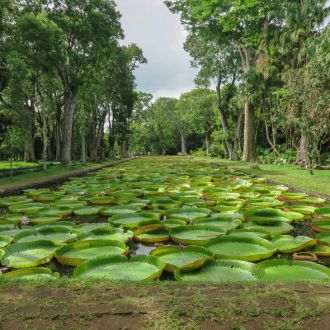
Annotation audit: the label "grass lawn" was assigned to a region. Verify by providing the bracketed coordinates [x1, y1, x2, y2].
[197, 157, 330, 196]
[0, 161, 114, 192]
[0, 161, 41, 169]
[0, 280, 329, 329]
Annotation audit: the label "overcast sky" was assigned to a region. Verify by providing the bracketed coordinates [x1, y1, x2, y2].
[116, 0, 197, 99]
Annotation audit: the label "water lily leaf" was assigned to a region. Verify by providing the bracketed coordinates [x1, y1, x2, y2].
[162, 219, 187, 229]
[170, 225, 226, 246]
[1, 240, 57, 268]
[0, 235, 12, 248]
[206, 235, 276, 261]
[76, 227, 133, 243]
[165, 207, 210, 222]
[174, 259, 257, 283]
[272, 235, 317, 253]
[0, 267, 59, 281]
[254, 259, 330, 281]
[315, 232, 330, 246]
[150, 245, 213, 272]
[74, 255, 165, 281]
[55, 239, 128, 266]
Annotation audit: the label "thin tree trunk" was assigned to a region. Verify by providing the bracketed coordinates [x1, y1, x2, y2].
[243, 101, 257, 162]
[180, 130, 187, 154]
[42, 112, 47, 171]
[62, 89, 77, 167]
[81, 133, 86, 163]
[205, 135, 210, 156]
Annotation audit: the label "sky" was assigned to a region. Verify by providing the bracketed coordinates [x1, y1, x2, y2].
[115, 0, 197, 99]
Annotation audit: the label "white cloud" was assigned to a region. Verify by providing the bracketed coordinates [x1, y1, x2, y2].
[115, 0, 197, 98]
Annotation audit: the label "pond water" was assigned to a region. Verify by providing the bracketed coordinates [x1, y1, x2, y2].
[0, 157, 330, 282]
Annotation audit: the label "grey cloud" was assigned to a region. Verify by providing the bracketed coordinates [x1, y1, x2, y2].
[115, 0, 197, 98]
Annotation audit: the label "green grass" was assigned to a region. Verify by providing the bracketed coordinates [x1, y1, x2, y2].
[196, 157, 330, 196]
[0, 161, 113, 188]
[0, 161, 41, 169]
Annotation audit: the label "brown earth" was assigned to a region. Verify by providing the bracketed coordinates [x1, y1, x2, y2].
[0, 281, 330, 330]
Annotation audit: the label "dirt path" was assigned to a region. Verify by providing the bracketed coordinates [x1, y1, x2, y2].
[0, 282, 329, 330]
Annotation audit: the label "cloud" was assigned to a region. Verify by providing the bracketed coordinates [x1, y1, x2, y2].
[115, 0, 197, 99]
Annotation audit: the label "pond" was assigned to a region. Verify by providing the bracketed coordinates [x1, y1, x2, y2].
[0, 157, 330, 282]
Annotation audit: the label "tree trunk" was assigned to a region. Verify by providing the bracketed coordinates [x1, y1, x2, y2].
[42, 112, 47, 171]
[180, 130, 187, 154]
[205, 135, 210, 156]
[81, 134, 86, 163]
[62, 89, 77, 167]
[242, 101, 257, 162]
[55, 105, 62, 162]
[298, 130, 308, 166]
[239, 47, 257, 162]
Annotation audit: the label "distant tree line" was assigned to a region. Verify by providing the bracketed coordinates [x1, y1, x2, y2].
[0, 0, 146, 167]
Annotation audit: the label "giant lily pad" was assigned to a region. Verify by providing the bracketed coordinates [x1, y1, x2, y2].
[170, 225, 226, 246]
[174, 260, 257, 283]
[315, 232, 330, 245]
[0, 235, 12, 248]
[0, 268, 59, 281]
[134, 229, 170, 243]
[14, 227, 77, 245]
[74, 255, 165, 281]
[109, 212, 159, 228]
[165, 207, 210, 222]
[242, 221, 293, 235]
[150, 245, 213, 272]
[73, 207, 101, 216]
[272, 235, 317, 253]
[76, 227, 133, 243]
[244, 208, 295, 223]
[1, 240, 57, 268]
[254, 259, 330, 281]
[315, 207, 330, 220]
[55, 240, 128, 266]
[311, 220, 330, 232]
[162, 219, 186, 229]
[206, 235, 276, 261]
[99, 205, 141, 216]
[9, 203, 47, 214]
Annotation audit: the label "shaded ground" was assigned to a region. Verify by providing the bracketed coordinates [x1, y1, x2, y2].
[0, 281, 330, 330]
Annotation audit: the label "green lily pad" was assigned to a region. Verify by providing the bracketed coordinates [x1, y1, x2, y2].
[315, 232, 330, 245]
[254, 259, 330, 281]
[165, 207, 211, 222]
[170, 225, 226, 246]
[99, 205, 141, 216]
[289, 205, 316, 215]
[134, 229, 170, 243]
[174, 260, 257, 283]
[109, 212, 159, 228]
[272, 235, 317, 253]
[162, 219, 187, 230]
[311, 220, 330, 232]
[206, 235, 276, 261]
[150, 245, 213, 272]
[241, 221, 293, 235]
[0, 235, 12, 248]
[74, 255, 165, 281]
[73, 207, 101, 216]
[76, 228, 133, 243]
[0, 268, 59, 281]
[1, 240, 57, 268]
[315, 207, 330, 220]
[55, 240, 128, 266]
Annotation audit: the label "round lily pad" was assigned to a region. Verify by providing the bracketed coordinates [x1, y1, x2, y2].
[73, 207, 101, 216]
[99, 205, 141, 216]
[272, 235, 317, 253]
[315, 232, 330, 245]
[315, 207, 330, 220]
[1, 240, 57, 268]
[109, 212, 159, 228]
[162, 219, 187, 230]
[311, 220, 330, 232]
[150, 245, 213, 272]
[254, 259, 330, 281]
[206, 235, 276, 261]
[55, 240, 128, 266]
[174, 259, 257, 283]
[134, 229, 170, 243]
[165, 207, 210, 222]
[0, 268, 59, 281]
[241, 221, 293, 235]
[74, 255, 165, 281]
[76, 227, 133, 243]
[0, 235, 12, 248]
[170, 225, 226, 246]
